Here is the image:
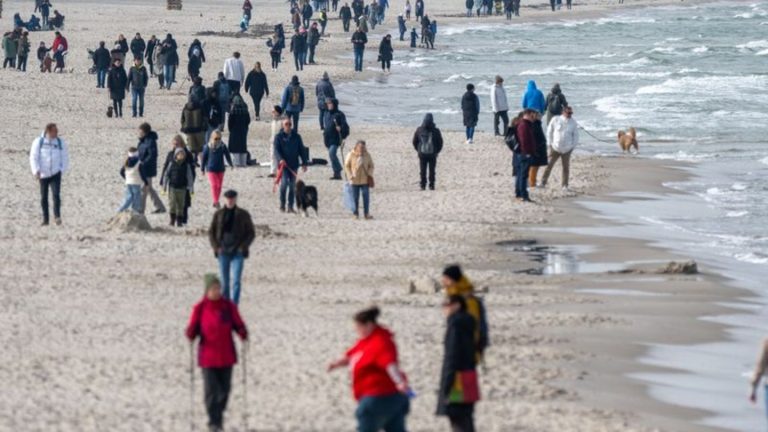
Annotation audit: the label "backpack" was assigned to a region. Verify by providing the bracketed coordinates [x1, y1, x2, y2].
[337, 112, 350, 139]
[290, 86, 301, 106]
[473, 294, 490, 355]
[548, 94, 564, 115]
[504, 127, 519, 153]
[418, 130, 435, 155]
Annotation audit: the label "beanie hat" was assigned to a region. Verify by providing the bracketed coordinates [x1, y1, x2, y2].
[204, 273, 221, 290]
[442, 265, 463, 283]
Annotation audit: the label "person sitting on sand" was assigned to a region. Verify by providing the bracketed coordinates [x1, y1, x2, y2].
[344, 140, 375, 220]
[441, 265, 490, 364]
[412, 113, 443, 191]
[186, 274, 248, 432]
[207, 190, 256, 304]
[117, 147, 146, 214]
[327, 306, 412, 432]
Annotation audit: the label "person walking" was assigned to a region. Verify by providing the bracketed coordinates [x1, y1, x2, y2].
[461, 84, 480, 144]
[341, 3, 353, 32]
[514, 109, 537, 202]
[351, 27, 368, 72]
[415, 0, 424, 22]
[307, 23, 321, 65]
[378, 34, 393, 72]
[107, 59, 128, 118]
[186, 274, 248, 431]
[93, 41, 111, 88]
[16, 32, 30, 72]
[544, 83, 568, 126]
[281, 75, 305, 133]
[160, 135, 196, 226]
[145, 35, 158, 77]
[223, 52, 246, 94]
[513, 0, 521, 16]
[318, 10, 329, 35]
[242, 0, 253, 20]
[227, 95, 251, 167]
[412, 113, 443, 191]
[529, 111, 548, 188]
[137, 123, 166, 214]
[181, 100, 207, 161]
[397, 14, 407, 40]
[521, 80, 546, 114]
[187, 39, 206, 82]
[323, 98, 350, 180]
[302, 1, 314, 29]
[160, 34, 179, 90]
[202, 131, 234, 209]
[289, 29, 306, 72]
[214, 73, 234, 129]
[315, 72, 336, 129]
[244, 62, 269, 120]
[437, 295, 480, 432]
[117, 147, 147, 213]
[30, 123, 69, 226]
[273, 118, 309, 213]
[343, 140, 375, 219]
[127, 57, 149, 118]
[130, 33, 146, 60]
[541, 106, 578, 190]
[750, 338, 768, 421]
[327, 306, 411, 432]
[440, 265, 490, 364]
[490, 75, 509, 137]
[153, 38, 165, 89]
[268, 33, 283, 71]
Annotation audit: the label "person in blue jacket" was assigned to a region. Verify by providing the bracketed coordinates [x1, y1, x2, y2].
[398, 14, 407, 41]
[521, 80, 546, 114]
[281, 75, 305, 132]
[273, 118, 309, 213]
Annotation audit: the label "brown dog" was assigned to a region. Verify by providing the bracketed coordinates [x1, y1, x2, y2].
[618, 127, 638, 154]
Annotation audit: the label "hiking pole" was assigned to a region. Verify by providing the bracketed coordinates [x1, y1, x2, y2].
[189, 341, 195, 432]
[242, 341, 249, 432]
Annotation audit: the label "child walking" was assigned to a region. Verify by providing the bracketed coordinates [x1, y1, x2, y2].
[163, 148, 195, 227]
[117, 147, 146, 213]
[201, 130, 233, 209]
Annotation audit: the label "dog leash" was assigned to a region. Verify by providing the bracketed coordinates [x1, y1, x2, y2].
[577, 124, 615, 145]
[272, 160, 300, 193]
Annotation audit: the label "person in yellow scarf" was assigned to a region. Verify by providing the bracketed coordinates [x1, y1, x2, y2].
[441, 265, 489, 363]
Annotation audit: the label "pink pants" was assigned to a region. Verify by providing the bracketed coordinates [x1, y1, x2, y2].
[207, 171, 225, 205]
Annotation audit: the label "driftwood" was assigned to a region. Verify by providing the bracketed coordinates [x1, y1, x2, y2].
[167, 0, 182, 11]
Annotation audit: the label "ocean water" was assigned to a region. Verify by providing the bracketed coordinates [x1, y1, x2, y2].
[338, 1, 768, 430]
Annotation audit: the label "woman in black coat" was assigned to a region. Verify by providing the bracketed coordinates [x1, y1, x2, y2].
[107, 59, 128, 118]
[227, 95, 251, 167]
[244, 62, 269, 120]
[460, 83, 480, 144]
[437, 295, 478, 432]
[378, 34, 394, 72]
[529, 113, 548, 187]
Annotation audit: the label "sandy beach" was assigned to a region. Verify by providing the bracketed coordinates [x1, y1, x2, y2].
[0, 0, 747, 431]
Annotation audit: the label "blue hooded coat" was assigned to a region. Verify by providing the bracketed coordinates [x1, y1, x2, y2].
[521, 80, 546, 114]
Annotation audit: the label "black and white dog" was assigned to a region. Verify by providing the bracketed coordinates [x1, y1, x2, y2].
[295, 180, 319, 217]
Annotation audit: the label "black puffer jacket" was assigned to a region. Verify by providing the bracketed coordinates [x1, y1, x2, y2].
[436, 311, 477, 417]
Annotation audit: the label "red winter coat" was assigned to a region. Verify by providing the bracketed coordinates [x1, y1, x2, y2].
[345, 326, 404, 400]
[52, 35, 68, 53]
[185, 297, 248, 368]
[516, 119, 537, 156]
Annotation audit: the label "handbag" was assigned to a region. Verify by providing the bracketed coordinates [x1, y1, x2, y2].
[448, 370, 480, 404]
[367, 175, 375, 188]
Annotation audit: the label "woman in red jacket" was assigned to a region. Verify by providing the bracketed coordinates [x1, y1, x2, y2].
[328, 306, 411, 432]
[186, 274, 248, 432]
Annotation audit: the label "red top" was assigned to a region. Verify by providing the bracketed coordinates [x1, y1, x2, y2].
[516, 119, 537, 156]
[345, 326, 402, 400]
[52, 36, 68, 53]
[186, 297, 248, 368]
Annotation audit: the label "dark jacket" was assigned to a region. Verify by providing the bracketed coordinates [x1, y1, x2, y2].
[137, 131, 159, 178]
[290, 34, 306, 53]
[315, 77, 335, 110]
[145, 39, 157, 61]
[545, 85, 568, 116]
[161, 37, 179, 66]
[127, 65, 149, 91]
[117, 38, 129, 54]
[378, 38, 393, 61]
[201, 141, 233, 173]
[351, 30, 367, 49]
[130, 37, 146, 56]
[322, 100, 348, 148]
[93, 46, 111, 69]
[308, 28, 321, 47]
[160, 148, 196, 187]
[531, 119, 548, 167]
[412, 114, 444, 156]
[187, 40, 206, 62]
[436, 311, 477, 416]
[274, 130, 308, 171]
[516, 119, 536, 156]
[163, 156, 194, 190]
[208, 206, 256, 257]
[181, 102, 206, 134]
[107, 66, 128, 101]
[461, 91, 480, 128]
[227, 101, 251, 154]
[244, 70, 269, 98]
[340, 5, 352, 20]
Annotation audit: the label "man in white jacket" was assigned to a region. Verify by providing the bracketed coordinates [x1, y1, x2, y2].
[490, 75, 509, 136]
[541, 106, 578, 189]
[223, 51, 246, 94]
[29, 123, 70, 226]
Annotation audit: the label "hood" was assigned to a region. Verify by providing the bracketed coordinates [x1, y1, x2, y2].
[126, 156, 140, 167]
[445, 276, 474, 297]
[551, 83, 561, 94]
[290, 75, 300, 86]
[526, 80, 538, 92]
[421, 113, 435, 130]
[327, 97, 339, 110]
[322, 71, 330, 81]
[143, 131, 158, 142]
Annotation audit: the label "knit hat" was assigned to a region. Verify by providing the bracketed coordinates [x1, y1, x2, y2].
[442, 265, 463, 283]
[204, 273, 221, 291]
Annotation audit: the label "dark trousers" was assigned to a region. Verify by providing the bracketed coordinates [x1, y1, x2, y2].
[418, 154, 437, 189]
[287, 111, 300, 132]
[381, 59, 391, 71]
[112, 99, 123, 117]
[270, 52, 280, 69]
[202, 367, 232, 429]
[513, 153, 531, 200]
[493, 110, 509, 136]
[227, 80, 241, 95]
[250, 93, 264, 118]
[449, 410, 475, 432]
[343, 19, 351, 32]
[294, 51, 304, 71]
[308, 44, 317, 63]
[17, 55, 28, 71]
[3, 57, 15, 68]
[40, 172, 62, 223]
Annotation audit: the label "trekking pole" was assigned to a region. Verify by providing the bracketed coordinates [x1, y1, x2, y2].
[242, 341, 249, 432]
[189, 341, 195, 432]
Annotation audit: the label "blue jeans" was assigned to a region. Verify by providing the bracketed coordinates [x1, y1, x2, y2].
[356, 393, 409, 432]
[218, 252, 245, 304]
[163, 65, 176, 89]
[352, 185, 370, 216]
[97, 68, 108, 87]
[117, 185, 142, 213]
[466, 126, 475, 140]
[279, 170, 297, 210]
[328, 144, 342, 177]
[354, 47, 364, 71]
[131, 88, 145, 117]
[513, 153, 531, 200]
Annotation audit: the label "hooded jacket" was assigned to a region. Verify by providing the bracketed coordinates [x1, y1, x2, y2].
[315, 74, 336, 110]
[546, 115, 579, 153]
[378, 37, 393, 61]
[461, 90, 480, 127]
[437, 310, 477, 416]
[227, 97, 251, 154]
[163, 152, 194, 191]
[490, 83, 509, 113]
[545, 84, 568, 116]
[345, 326, 402, 400]
[281, 79, 305, 113]
[30, 134, 69, 179]
[412, 113, 444, 156]
[521, 80, 546, 113]
[137, 131, 159, 178]
[322, 98, 348, 148]
[186, 297, 248, 368]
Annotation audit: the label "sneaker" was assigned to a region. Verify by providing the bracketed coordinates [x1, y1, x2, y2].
[465, 139, 471, 145]
[364, 215, 374, 220]
[468, 138, 473, 144]
[54, 217, 62, 226]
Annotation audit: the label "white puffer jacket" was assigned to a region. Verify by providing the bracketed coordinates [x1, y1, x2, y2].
[546, 115, 579, 154]
[30, 135, 70, 179]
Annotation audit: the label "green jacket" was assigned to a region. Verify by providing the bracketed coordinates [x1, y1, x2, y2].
[3, 35, 18, 58]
